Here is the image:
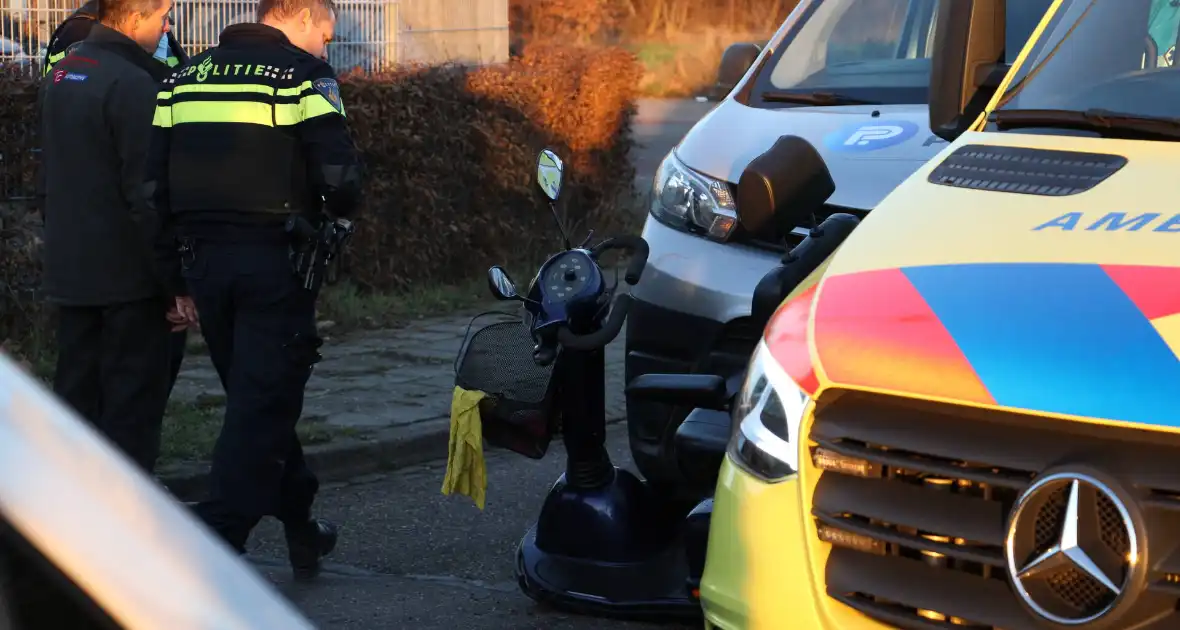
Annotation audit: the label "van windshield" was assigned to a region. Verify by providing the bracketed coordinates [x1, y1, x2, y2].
[749, 0, 1051, 108]
[995, 0, 1180, 125]
[759, 0, 939, 106]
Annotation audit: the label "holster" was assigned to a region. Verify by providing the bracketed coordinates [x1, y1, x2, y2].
[178, 236, 197, 270]
[285, 214, 327, 292]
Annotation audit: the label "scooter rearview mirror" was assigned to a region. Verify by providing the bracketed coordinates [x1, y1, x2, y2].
[536, 149, 564, 201]
[536, 148, 572, 250]
[487, 266, 521, 301]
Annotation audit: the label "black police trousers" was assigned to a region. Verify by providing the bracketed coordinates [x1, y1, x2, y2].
[181, 237, 321, 552]
[53, 296, 173, 473]
[168, 329, 187, 396]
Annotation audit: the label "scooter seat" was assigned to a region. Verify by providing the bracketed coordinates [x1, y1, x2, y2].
[674, 408, 731, 488]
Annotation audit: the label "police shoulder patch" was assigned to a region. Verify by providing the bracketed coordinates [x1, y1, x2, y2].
[313, 78, 344, 114]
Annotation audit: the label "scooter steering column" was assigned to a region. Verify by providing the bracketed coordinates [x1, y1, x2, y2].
[557, 344, 612, 487]
[540, 235, 648, 489]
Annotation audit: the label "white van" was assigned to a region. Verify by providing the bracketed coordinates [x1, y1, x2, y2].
[624, 0, 1053, 495]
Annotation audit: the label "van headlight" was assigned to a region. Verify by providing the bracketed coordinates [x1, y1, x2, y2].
[728, 339, 809, 483]
[649, 151, 738, 242]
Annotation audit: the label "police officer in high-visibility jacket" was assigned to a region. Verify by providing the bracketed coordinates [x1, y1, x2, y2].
[144, 0, 361, 578]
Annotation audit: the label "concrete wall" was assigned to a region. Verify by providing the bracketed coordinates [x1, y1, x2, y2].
[396, 0, 509, 66]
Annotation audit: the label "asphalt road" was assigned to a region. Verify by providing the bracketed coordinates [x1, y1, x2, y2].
[233, 100, 715, 628]
[245, 424, 698, 630]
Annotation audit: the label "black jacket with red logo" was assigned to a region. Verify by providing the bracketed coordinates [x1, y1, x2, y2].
[38, 24, 172, 305]
[42, 1, 188, 73]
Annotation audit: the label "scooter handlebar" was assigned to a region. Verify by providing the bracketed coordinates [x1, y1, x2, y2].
[557, 294, 633, 350]
[590, 235, 649, 285]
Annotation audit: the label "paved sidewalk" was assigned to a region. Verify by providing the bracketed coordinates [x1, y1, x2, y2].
[631, 97, 714, 205]
[162, 305, 630, 497]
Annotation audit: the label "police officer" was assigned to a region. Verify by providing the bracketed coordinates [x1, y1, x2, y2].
[145, 0, 361, 577]
[42, 2, 192, 398]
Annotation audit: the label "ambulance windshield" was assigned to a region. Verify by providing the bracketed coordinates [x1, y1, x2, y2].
[994, 0, 1180, 126]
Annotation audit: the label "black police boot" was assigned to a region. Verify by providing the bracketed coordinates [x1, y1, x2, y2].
[284, 518, 338, 579]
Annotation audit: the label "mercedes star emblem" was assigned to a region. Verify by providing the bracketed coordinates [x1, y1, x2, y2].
[1005, 472, 1139, 626]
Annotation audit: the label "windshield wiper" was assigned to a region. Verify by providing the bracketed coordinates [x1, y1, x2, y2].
[761, 91, 881, 106]
[990, 108, 1180, 140]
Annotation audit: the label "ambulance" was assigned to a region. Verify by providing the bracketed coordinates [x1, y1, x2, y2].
[703, 0, 1180, 628]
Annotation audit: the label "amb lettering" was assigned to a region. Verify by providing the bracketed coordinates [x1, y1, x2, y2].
[1033, 212, 1180, 233]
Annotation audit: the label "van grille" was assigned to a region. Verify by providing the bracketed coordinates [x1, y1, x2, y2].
[807, 391, 1180, 629]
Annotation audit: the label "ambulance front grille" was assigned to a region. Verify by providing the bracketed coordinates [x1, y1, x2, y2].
[807, 391, 1180, 629]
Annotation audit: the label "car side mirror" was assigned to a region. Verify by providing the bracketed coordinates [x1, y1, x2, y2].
[736, 135, 836, 239]
[710, 42, 761, 100]
[487, 266, 520, 301]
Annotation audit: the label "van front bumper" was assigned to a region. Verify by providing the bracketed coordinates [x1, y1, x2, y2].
[701, 457, 892, 630]
[625, 218, 776, 491]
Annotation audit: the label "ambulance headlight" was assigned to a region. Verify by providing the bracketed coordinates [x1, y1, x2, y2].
[728, 339, 808, 483]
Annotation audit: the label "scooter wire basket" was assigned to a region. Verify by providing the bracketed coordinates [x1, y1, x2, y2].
[454, 311, 559, 460]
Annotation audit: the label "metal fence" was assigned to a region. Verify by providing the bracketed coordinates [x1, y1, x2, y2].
[0, 0, 508, 73]
[0, 0, 508, 202]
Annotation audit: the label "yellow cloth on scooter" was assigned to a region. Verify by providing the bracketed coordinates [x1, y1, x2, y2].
[442, 386, 488, 510]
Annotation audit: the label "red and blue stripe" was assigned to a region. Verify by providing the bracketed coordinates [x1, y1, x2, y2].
[809, 263, 1180, 428]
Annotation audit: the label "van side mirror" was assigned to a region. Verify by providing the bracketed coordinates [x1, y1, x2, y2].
[736, 135, 835, 239]
[710, 43, 761, 100]
[928, 0, 1007, 143]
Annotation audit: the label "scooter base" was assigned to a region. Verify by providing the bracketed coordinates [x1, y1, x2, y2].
[515, 525, 702, 623]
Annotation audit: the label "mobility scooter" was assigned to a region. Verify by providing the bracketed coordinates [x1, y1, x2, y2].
[454, 137, 860, 621]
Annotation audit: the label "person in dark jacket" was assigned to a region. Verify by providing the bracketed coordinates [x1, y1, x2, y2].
[146, 0, 360, 577]
[39, 0, 188, 474]
[43, 1, 187, 73]
[41, 2, 193, 399]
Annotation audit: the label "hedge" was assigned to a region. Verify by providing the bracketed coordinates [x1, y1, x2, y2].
[509, 0, 798, 97]
[0, 43, 642, 356]
[510, 0, 801, 45]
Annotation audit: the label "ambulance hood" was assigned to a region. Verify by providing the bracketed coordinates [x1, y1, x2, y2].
[768, 131, 1180, 429]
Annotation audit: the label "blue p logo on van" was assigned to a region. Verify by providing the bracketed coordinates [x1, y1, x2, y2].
[824, 120, 920, 152]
